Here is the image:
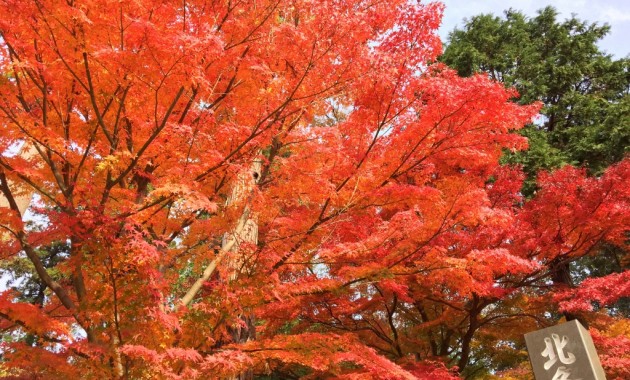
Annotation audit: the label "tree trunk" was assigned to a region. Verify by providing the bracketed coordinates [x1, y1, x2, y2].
[552, 261, 589, 328]
[223, 159, 261, 380]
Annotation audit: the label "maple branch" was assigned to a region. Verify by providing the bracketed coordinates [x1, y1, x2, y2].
[66, 81, 123, 188]
[194, 103, 296, 183]
[479, 312, 549, 328]
[107, 86, 185, 192]
[224, 0, 280, 49]
[104, 254, 125, 376]
[206, 69, 242, 111]
[194, 128, 260, 182]
[257, 137, 284, 186]
[364, 315, 395, 347]
[457, 295, 483, 372]
[71, 118, 102, 187]
[31, 143, 71, 200]
[0, 311, 65, 344]
[178, 85, 199, 124]
[196, 42, 313, 182]
[1, 39, 44, 92]
[382, 98, 476, 186]
[350, 66, 404, 175]
[215, 0, 234, 32]
[270, 199, 333, 271]
[379, 287, 403, 357]
[0, 102, 66, 162]
[266, 68, 410, 270]
[83, 52, 115, 146]
[31, 9, 89, 93]
[413, 301, 439, 356]
[424, 296, 465, 312]
[0, 174, 91, 335]
[111, 85, 131, 152]
[6, 49, 35, 113]
[0, 156, 62, 208]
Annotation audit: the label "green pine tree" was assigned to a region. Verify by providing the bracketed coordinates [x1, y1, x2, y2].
[441, 6, 629, 194]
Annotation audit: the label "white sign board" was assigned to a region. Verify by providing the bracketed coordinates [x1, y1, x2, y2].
[525, 320, 606, 380]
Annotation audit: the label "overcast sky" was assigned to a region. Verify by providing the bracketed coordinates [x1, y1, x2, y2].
[438, 0, 630, 58]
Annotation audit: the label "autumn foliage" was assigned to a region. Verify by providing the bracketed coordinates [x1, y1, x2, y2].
[0, 0, 628, 379]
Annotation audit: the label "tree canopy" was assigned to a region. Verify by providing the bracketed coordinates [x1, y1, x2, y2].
[0, 1, 628, 379]
[440, 6, 630, 377]
[441, 6, 629, 184]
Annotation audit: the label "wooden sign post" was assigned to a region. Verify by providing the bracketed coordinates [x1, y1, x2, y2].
[525, 320, 607, 380]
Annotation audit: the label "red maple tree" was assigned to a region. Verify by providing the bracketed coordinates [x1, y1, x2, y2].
[0, 0, 627, 379]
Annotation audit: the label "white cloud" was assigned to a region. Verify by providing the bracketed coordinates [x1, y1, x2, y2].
[599, 7, 630, 22]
